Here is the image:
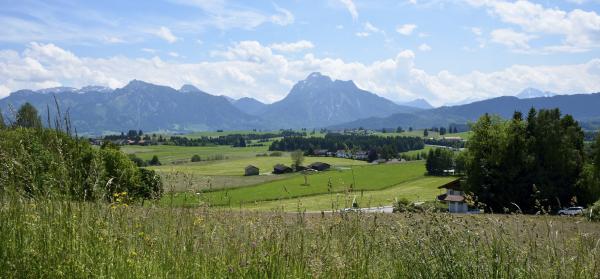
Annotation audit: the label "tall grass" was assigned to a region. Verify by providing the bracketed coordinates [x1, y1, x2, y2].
[1, 194, 599, 278]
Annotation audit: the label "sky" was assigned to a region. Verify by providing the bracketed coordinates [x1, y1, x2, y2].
[1, 0, 600, 106]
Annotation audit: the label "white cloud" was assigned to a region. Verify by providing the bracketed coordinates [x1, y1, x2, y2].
[490, 28, 537, 51]
[355, 32, 370, 37]
[418, 43, 432, 52]
[141, 48, 157, 53]
[364, 22, 380, 33]
[467, 0, 600, 52]
[270, 6, 295, 26]
[396, 24, 417, 35]
[153, 26, 178, 43]
[2, 42, 600, 107]
[336, 25, 344, 29]
[269, 40, 314, 52]
[338, 0, 358, 20]
[168, 51, 180, 57]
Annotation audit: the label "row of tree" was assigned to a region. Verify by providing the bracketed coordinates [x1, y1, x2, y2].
[463, 108, 600, 213]
[269, 133, 424, 156]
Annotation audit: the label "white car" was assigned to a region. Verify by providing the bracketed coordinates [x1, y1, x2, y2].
[558, 206, 584, 216]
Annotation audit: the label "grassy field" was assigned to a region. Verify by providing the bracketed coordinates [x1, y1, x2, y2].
[121, 144, 270, 164]
[151, 156, 366, 176]
[2, 197, 599, 278]
[247, 176, 455, 211]
[165, 161, 429, 207]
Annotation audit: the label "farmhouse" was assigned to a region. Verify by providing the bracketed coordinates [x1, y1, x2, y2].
[437, 179, 468, 213]
[273, 164, 293, 174]
[308, 162, 331, 171]
[442, 136, 463, 142]
[244, 165, 259, 176]
[353, 151, 368, 160]
[313, 149, 329, 156]
[336, 150, 349, 158]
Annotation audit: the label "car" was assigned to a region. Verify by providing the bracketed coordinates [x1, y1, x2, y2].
[558, 206, 584, 216]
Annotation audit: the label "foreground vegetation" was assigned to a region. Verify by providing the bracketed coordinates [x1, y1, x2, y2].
[2, 196, 599, 278]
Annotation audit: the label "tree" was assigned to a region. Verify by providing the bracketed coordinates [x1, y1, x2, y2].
[191, 154, 202, 162]
[439, 127, 447, 135]
[291, 150, 304, 171]
[148, 155, 161, 166]
[594, 133, 600, 180]
[367, 149, 378, 162]
[409, 127, 413, 132]
[237, 137, 247, 147]
[425, 148, 454, 175]
[0, 108, 5, 129]
[396, 126, 404, 133]
[15, 102, 42, 129]
[423, 129, 429, 137]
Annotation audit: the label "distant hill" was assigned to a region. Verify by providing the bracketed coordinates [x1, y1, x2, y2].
[330, 93, 600, 130]
[231, 97, 267, 115]
[516, 88, 556, 99]
[399, 98, 433, 109]
[259, 72, 418, 128]
[0, 80, 264, 135]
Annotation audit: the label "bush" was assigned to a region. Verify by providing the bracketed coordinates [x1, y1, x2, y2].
[588, 200, 600, 222]
[128, 154, 148, 167]
[148, 155, 161, 166]
[269, 151, 282, 157]
[0, 127, 163, 202]
[191, 154, 202, 162]
[393, 198, 416, 213]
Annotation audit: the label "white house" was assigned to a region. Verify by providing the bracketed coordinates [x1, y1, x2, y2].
[437, 179, 468, 213]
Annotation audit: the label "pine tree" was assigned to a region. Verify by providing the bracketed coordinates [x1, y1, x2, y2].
[15, 102, 42, 128]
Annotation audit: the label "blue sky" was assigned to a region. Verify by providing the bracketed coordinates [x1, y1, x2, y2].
[1, 0, 600, 106]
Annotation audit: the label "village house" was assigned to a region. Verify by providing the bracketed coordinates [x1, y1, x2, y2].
[313, 149, 329, 156]
[273, 164, 293, 174]
[308, 162, 331, 171]
[244, 165, 259, 176]
[437, 179, 468, 213]
[336, 150, 350, 158]
[353, 151, 368, 160]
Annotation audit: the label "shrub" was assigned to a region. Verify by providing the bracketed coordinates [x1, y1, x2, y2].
[393, 198, 416, 213]
[269, 151, 282, 157]
[191, 154, 202, 162]
[148, 155, 161, 166]
[128, 154, 148, 167]
[588, 200, 600, 222]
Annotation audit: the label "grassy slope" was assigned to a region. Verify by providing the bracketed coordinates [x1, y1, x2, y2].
[246, 176, 455, 211]
[197, 161, 427, 206]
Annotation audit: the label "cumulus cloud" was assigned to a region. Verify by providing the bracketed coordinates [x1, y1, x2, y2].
[396, 24, 417, 35]
[467, 0, 600, 52]
[338, 0, 358, 20]
[153, 26, 178, 43]
[2, 42, 600, 106]
[269, 40, 314, 52]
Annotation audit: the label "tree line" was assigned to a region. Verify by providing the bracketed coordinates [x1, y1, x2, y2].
[463, 108, 600, 213]
[269, 133, 424, 156]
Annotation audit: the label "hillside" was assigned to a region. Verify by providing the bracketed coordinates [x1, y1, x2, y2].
[331, 93, 600, 129]
[0, 80, 264, 134]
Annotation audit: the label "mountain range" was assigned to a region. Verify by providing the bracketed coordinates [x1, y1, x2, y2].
[1, 72, 599, 134]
